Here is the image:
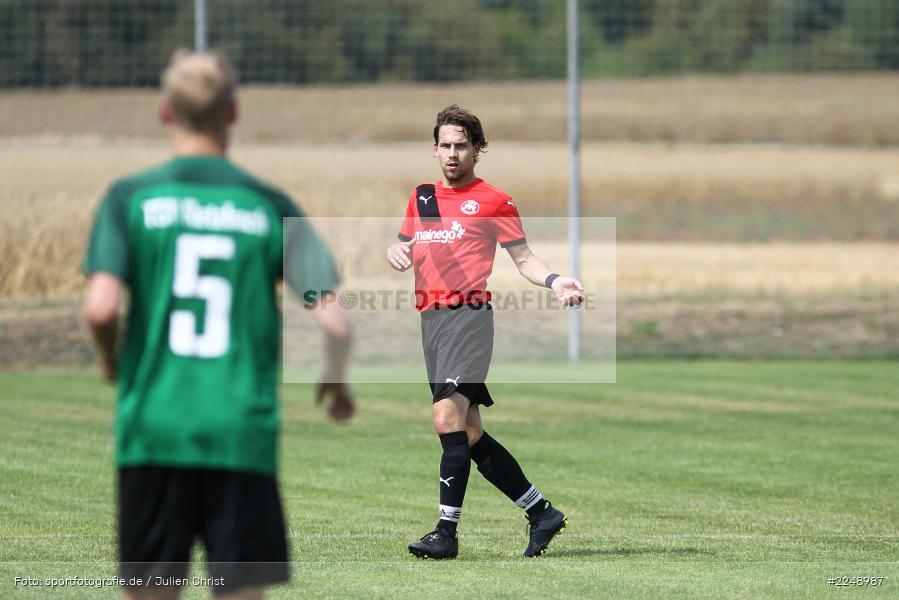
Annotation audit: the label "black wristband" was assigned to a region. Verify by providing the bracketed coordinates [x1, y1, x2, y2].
[544, 273, 560, 289]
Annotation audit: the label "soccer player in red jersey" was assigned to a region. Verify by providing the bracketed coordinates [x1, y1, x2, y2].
[387, 105, 584, 559]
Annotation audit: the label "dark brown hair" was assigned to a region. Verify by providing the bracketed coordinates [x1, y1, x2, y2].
[433, 105, 488, 162]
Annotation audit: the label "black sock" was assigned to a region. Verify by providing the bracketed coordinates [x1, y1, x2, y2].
[436, 431, 470, 535]
[470, 432, 549, 517]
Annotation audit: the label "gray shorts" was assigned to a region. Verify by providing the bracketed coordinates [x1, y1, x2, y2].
[421, 303, 494, 406]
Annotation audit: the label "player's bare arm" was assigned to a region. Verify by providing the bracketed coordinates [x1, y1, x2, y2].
[387, 238, 415, 271]
[310, 294, 356, 422]
[506, 243, 584, 306]
[83, 272, 125, 382]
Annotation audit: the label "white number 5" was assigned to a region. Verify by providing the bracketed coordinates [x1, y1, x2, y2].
[169, 233, 235, 358]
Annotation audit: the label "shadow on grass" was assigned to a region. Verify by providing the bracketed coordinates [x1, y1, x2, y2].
[550, 547, 716, 559]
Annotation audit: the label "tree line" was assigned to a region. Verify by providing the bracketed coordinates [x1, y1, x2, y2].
[2, 0, 896, 87]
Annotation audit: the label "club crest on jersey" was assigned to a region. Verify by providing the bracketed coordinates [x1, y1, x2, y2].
[460, 199, 480, 215]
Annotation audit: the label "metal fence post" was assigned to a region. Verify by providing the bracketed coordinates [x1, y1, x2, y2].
[567, 0, 582, 361]
[195, 0, 208, 51]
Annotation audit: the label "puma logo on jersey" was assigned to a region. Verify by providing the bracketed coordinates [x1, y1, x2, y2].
[440, 477, 454, 487]
[419, 195, 433, 204]
[445, 376, 460, 386]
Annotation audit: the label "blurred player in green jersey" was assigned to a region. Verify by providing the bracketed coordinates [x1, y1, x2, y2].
[83, 50, 354, 600]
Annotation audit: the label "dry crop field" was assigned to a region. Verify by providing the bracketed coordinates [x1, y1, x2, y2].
[1, 74, 897, 362]
[1, 74, 898, 145]
[3, 139, 899, 298]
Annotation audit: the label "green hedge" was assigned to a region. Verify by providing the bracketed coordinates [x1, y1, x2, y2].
[1, 0, 896, 87]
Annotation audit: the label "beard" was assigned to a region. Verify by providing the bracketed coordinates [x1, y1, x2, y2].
[442, 163, 471, 181]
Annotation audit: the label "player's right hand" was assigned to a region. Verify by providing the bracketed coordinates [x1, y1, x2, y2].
[98, 355, 117, 383]
[551, 276, 585, 307]
[387, 239, 416, 271]
[316, 381, 355, 422]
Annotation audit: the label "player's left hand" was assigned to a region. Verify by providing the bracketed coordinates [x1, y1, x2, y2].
[551, 276, 585, 307]
[316, 381, 355, 422]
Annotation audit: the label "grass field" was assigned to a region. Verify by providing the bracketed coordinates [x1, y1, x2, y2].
[1, 362, 897, 598]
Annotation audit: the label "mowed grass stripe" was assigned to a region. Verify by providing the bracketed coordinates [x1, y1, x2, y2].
[1, 362, 897, 599]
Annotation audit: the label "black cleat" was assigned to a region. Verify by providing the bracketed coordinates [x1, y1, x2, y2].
[408, 529, 459, 560]
[523, 503, 567, 557]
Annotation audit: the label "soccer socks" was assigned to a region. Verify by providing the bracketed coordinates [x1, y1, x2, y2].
[470, 432, 549, 518]
[437, 431, 471, 535]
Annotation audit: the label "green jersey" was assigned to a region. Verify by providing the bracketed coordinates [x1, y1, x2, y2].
[83, 156, 339, 475]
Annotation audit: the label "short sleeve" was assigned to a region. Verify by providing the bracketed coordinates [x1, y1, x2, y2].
[282, 204, 341, 302]
[83, 182, 131, 282]
[398, 190, 415, 242]
[492, 197, 527, 248]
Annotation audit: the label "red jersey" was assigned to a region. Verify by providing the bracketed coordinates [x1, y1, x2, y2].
[398, 178, 527, 311]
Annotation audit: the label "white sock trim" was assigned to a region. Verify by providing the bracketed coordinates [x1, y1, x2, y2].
[438, 504, 462, 523]
[514, 485, 543, 511]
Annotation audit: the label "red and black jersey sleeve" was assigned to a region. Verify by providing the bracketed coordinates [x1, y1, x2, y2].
[398, 190, 416, 242]
[492, 197, 527, 248]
